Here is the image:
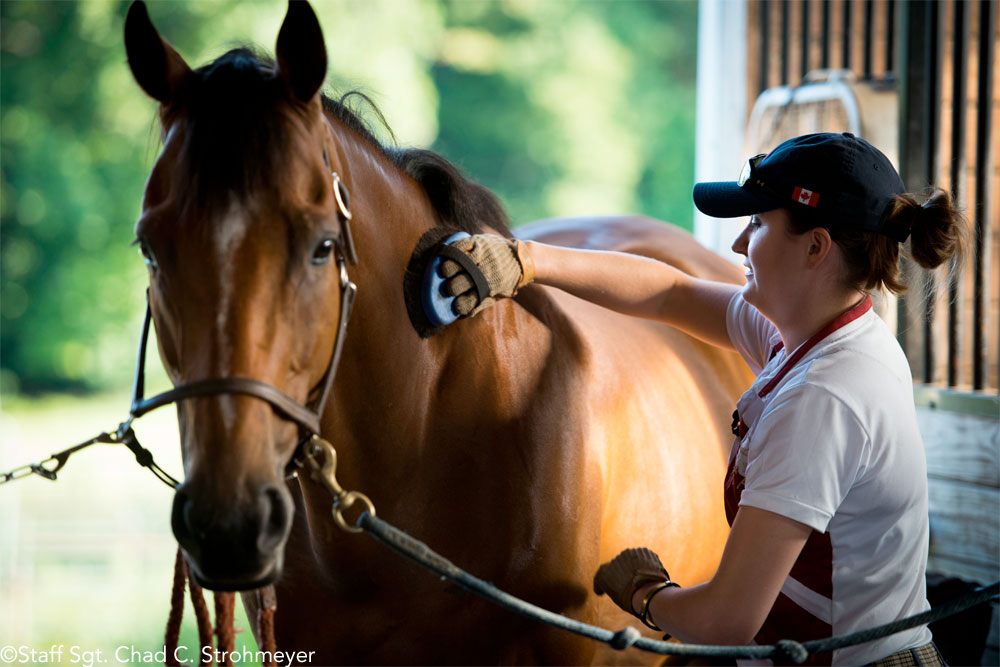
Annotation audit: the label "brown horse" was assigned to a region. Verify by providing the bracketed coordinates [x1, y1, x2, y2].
[124, 1, 751, 663]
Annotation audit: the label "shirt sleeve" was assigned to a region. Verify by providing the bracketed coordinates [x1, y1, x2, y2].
[726, 292, 781, 374]
[739, 383, 870, 532]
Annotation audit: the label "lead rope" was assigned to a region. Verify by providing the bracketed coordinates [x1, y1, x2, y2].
[164, 550, 186, 666]
[213, 593, 235, 666]
[164, 548, 211, 666]
[163, 547, 278, 667]
[187, 570, 214, 666]
[256, 585, 279, 667]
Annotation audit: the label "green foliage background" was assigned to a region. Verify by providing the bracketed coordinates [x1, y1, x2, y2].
[0, 0, 699, 395]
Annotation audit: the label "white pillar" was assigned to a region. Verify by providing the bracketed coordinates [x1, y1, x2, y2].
[694, 0, 749, 263]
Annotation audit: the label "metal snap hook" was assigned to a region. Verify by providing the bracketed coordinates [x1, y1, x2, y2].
[302, 435, 375, 534]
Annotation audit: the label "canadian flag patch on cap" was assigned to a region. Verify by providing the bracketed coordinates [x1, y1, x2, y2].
[793, 186, 820, 207]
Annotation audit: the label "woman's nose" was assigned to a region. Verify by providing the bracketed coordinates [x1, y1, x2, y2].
[731, 223, 750, 255]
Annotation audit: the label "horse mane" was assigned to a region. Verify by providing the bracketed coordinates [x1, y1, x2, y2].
[180, 48, 511, 236]
[324, 93, 512, 237]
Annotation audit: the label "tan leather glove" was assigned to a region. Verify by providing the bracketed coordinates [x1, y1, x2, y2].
[439, 234, 535, 317]
[593, 548, 674, 626]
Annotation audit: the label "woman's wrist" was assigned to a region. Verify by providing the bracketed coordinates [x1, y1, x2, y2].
[632, 580, 679, 631]
[520, 240, 542, 282]
[632, 582, 658, 615]
[516, 239, 537, 286]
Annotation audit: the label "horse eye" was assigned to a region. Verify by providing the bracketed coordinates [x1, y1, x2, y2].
[138, 241, 158, 269]
[311, 238, 335, 265]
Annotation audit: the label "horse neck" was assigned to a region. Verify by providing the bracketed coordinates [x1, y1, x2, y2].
[318, 117, 556, 486]
[319, 118, 451, 443]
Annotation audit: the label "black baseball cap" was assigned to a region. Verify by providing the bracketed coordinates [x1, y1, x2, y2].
[693, 132, 908, 242]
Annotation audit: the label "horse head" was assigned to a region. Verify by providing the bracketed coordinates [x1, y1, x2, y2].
[124, 0, 349, 590]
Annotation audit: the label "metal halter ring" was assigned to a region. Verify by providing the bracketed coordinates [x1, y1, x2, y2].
[331, 171, 358, 265]
[332, 171, 352, 221]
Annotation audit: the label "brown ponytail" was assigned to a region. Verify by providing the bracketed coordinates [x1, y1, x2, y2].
[890, 189, 969, 272]
[785, 188, 969, 295]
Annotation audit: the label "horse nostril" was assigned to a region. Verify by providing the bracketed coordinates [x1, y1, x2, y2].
[171, 486, 199, 551]
[171, 484, 213, 546]
[256, 484, 291, 554]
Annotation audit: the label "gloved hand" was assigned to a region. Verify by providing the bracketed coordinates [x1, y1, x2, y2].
[439, 234, 535, 317]
[593, 547, 673, 622]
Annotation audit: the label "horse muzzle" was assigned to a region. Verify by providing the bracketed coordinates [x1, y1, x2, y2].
[170, 479, 293, 591]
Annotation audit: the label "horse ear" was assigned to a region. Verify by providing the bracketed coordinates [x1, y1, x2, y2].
[124, 1, 191, 104]
[275, 1, 328, 103]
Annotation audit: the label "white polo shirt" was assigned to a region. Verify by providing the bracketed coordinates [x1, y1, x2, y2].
[725, 293, 932, 665]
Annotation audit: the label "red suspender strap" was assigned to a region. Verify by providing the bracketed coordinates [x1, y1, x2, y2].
[757, 296, 872, 398]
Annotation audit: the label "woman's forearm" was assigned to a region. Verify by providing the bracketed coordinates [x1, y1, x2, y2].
[524, 240, 684, 321]
[522, 240, 738, 348]
[630, 507, 812, 645]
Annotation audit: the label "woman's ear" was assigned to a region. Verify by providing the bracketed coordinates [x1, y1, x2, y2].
[805, 227, 835, 268]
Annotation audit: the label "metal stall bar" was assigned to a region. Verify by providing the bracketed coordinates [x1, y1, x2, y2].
[886, 0, 896, 75]
[898, 0, 941, 381]
[842, 0, 853, 70]
[920, 1, 940, 384]
[821, 0, 831, 69]
[760, 0, 771, 95]
[801, 0, 811, 80]
[864, 0, 875, 79]
[948, 0, 968, 388]
[972, 0, 996, 391]
[781, 0, 790, 84]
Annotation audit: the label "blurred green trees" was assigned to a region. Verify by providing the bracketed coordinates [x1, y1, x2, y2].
[1, 0, 698, 394]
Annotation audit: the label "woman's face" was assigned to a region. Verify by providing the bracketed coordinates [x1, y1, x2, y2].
[731, 208, 813, 319]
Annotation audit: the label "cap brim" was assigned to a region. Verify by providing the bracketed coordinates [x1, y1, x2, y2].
[693, 181, 783, 218]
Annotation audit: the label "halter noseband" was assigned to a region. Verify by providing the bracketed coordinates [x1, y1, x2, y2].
[125, 170, 358, 464]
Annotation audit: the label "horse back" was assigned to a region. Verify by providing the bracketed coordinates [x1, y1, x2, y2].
[517, 215, 744, 283]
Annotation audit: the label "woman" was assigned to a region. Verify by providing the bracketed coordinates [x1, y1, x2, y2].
[434, 133, 965, 665]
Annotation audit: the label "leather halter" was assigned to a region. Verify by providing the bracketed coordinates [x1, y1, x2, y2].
[125, 170, 358, 460]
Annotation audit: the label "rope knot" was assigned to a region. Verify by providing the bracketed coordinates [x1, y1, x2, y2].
[773, 639, 809, 664]
[609, 626, 641, 650]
